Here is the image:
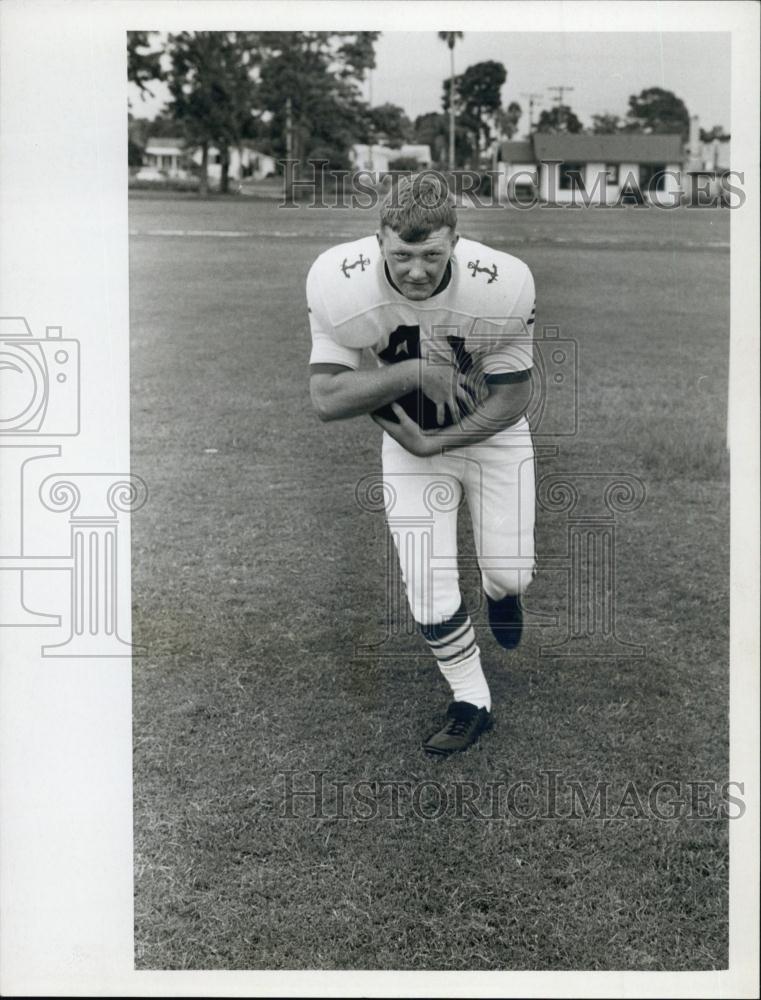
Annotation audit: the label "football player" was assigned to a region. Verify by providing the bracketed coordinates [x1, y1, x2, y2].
[307, 174, 536, 755]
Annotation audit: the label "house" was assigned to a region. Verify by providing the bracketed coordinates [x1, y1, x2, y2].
[140, 137, 189, 179]
[139, 138, 276, 183]
[497, 133, 685, 205]
[682, 115, 731, 202]
[697, 138, 730, 173]
[200, 143, 277, 183]
[683, 115, 730, 173]
[351, 143, 433, 173]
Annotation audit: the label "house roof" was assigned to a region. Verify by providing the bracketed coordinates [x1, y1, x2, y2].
[501, 133, 684, 164]
[499, 141, 534, 162]
[145, 137, 187, 152]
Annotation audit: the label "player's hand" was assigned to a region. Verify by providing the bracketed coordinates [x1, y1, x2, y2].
[372, 403, 442, 457]
[419, 343, 471, 427]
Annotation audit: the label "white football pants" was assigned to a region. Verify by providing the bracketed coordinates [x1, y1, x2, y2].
[381, 416, 536, 627]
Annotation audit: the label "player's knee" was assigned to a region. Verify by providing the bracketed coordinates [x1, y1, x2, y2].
[418, 598, 469, 643]
[481, 566, 533, 601]
[405, 586, 461, 629]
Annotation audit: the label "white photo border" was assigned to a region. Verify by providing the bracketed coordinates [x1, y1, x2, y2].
[0, 1, 757, 996]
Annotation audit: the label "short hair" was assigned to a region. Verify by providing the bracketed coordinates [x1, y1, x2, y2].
[379, 173, 457, 243]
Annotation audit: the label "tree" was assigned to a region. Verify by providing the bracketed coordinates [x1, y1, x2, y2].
[127, 31, 163, 103]
[625, 87, 689, 138]
[494, 101, 522, 141]
[366, 103, 412, 147]
[591, 112, 625, 134]
[495, 101, 523, 139]
[449, 60, 507, 154]
[145, 114, 185, 138]
[413, 112, 448, 166]
[438, 31, 463, 170]
[413, 111, 473, 170]
[699, 124, 730, 142]
[536, 104, 583, 134]
[256, 32, 378, 173]
[153, 31, 380, 192]
[127, 115, 146, 166]
[164, 32, 261, 194]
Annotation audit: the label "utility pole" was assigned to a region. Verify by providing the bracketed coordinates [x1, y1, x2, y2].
[285, 96, 293, 202]
[448, 45, 456, 171]
[548, 85, 575, 105]
[521, 91, 543, 135]
[548, 86, 574, 131]
[368, 70, 374, 171]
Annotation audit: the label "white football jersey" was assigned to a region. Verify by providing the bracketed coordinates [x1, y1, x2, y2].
[306, 234, 536, 429]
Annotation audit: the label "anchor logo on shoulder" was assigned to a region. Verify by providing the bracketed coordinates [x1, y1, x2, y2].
[467, 259, 498, 283]
[340, 254, 370, 278]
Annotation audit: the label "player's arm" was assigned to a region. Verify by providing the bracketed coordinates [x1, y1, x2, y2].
[310, 354, 472, 423]
[309, 360, 420, 422]
[307, 262, 431, 422]
[373, 371, 532, 456]
[437, 266, 536, 448]
[439, 370, 532, 446]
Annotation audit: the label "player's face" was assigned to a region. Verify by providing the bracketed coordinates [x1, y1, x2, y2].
[378, 226, 458, 301]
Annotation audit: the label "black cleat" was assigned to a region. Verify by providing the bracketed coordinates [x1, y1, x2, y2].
[487, 593, 523, 649]
[423, 701, 493, 756]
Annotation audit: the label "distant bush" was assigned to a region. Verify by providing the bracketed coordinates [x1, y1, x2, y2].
[128, 175, 202, 193]
[387, 156, 421, 172]
[307, 147, 353, 172]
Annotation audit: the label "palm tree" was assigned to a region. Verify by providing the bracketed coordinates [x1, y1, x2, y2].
[438, 31, 463, 170]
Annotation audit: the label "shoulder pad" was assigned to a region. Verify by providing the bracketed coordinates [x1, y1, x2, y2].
[451, 238, 531, 323]
[309, 235, 389, 328]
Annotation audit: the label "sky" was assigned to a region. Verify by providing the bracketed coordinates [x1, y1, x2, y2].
[129, 31, 731, 136]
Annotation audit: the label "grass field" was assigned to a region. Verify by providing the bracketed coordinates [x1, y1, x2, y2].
[130, 193, 730, 970]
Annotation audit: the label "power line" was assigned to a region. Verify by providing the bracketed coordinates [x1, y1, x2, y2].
[548, 86, 575, 131]
[521, 91, 543, 134]
[548, 85, 575, 106]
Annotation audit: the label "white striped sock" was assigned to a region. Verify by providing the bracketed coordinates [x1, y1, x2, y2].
[437, 646, 491, 711]
[420, 603, 491, 710]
